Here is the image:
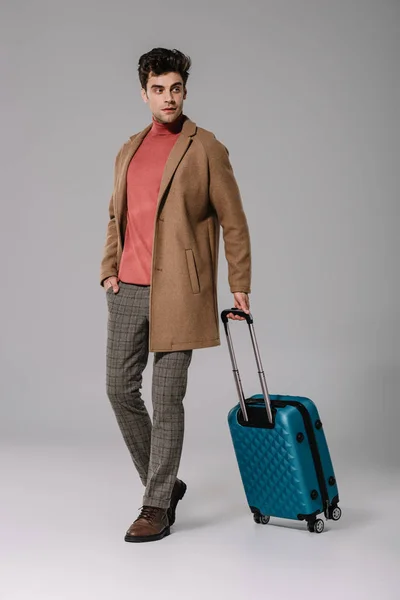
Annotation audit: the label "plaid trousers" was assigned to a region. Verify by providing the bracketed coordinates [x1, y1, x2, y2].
[106, 282, 192, 509]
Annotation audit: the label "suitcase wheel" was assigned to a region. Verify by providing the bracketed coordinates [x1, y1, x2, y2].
[253, 513, 270, 525]
[328, 506, 342, 521]
[307, 518, 325, 533]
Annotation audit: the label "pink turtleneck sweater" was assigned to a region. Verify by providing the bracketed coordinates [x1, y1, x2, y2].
[118, 114, 184, 285]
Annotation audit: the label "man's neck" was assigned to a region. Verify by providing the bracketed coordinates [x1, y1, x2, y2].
[151, 113, 185, 135]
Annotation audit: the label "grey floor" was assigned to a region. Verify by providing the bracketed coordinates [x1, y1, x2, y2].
[2, 445, 399, 600]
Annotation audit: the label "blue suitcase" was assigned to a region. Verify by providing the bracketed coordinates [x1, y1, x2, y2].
[221, 308, 341, 533]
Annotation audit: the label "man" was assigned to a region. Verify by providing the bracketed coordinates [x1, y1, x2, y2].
[100, 48, 252, 543]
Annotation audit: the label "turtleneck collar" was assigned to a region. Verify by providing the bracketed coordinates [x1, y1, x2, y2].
[150, 112, 186, 136]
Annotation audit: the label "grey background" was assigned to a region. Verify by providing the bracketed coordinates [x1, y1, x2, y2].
[1, 2, 399, 486]
[1, 1, 400, 598]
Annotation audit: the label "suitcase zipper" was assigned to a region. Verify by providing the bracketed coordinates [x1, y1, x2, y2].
[272, 400, 330, 516]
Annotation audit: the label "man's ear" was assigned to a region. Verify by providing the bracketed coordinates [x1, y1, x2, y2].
[141, 88, 148, 104]
[183, 87, 187, 100]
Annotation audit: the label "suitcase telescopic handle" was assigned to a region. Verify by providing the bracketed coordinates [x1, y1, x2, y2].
[220, 309, 273, 424]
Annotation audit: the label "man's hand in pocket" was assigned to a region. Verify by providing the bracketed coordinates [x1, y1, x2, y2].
[104, 276, 120, 294]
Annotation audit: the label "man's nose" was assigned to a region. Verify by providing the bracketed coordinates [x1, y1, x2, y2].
[164, 90, 173, 103]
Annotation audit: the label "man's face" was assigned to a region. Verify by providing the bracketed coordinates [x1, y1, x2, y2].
[141, 71, 187, 124]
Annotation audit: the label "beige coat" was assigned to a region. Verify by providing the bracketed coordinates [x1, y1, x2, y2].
[100, 116, 251, 352]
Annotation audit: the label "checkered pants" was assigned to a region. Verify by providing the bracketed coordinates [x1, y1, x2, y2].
[106, 282, 192, 509]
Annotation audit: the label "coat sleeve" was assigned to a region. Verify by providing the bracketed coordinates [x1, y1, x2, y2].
[208, 139, 252, 294]
[99, 149, 122, 286]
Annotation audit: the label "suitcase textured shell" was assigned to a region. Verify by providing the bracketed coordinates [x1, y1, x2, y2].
[228, 394, 339, 522]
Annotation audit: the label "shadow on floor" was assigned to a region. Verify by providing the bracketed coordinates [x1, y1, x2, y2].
[174, 503, 374, 534]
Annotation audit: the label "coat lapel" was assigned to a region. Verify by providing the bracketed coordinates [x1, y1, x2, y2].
[115, 117, 197, 220]
[114, 124, 152, 218]
[156, 117, 197, 214]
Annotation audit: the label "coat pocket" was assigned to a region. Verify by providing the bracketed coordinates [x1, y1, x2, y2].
[185, 249, 200, 294]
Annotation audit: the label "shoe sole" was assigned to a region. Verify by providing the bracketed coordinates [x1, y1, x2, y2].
[124, 526, 171, 543]
[168, 481, 187, 526]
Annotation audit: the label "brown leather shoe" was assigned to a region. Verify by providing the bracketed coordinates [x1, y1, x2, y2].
[167, 479, 187, 526]
[124, 506, 170, 543]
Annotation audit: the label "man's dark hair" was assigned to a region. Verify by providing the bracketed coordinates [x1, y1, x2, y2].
[138, 48, 191, 90]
